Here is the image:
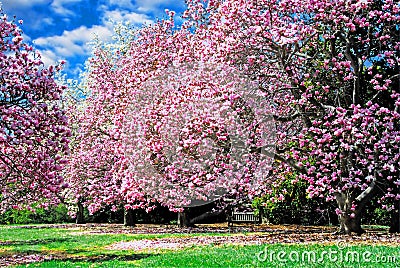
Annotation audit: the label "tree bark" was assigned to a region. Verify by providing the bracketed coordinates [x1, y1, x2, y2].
[335, 194, 365, 235]
[334, 174, 379, 235]
[124, 208, 136, 227]
[337, 213, 365, 235]
[177, 210, 195, 227]
[75, 201, 85, 224]
[389, 201, 400, 233]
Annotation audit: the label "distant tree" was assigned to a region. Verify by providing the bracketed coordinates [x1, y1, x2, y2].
[63, 23, 147, 225]
[0, 10, 70, 212]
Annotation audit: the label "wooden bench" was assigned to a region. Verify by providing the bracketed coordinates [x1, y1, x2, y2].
[227, 210, 260, 226]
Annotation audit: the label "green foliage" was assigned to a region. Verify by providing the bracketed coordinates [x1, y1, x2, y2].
[35, 204, 73, 224]
[0, 204, 73, 224]
[0, 202, 177, 225]
[253, 172, 393, 227]
[369, 208, 391, 226]
[253, 175, 335, 225]
[0, 209, 33, 224]
[362, 195, 392, 226]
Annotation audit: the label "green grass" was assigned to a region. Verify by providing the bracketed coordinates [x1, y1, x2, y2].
[0, 225, 398, 268]
[0, 225, 218, 257]
[136, 244, 400, 268]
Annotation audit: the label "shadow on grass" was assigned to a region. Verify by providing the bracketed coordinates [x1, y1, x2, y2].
[0, 248, 155, 266]
[0, 237, 72, 246]
[56, 253, 154, 262]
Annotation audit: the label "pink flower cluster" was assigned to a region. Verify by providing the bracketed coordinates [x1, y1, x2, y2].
[0, 11, 70, 212]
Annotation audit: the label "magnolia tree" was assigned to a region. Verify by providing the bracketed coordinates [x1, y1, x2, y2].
[63, 26, 147, 225]
[0, 11, 70, 212]
[122, 62, 275, 207]
[69, 13, 276, 227]
[115, 13, 277, 216]
[183, 0, 399, 234]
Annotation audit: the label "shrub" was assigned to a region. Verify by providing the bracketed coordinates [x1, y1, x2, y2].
[0, 204, 73, 224]
[253, 175, 337, 225]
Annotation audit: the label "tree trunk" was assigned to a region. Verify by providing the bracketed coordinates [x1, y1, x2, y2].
[75, 201, 85, 224]
[177, 210, 194, 227]
[389, 201, 400, 233]
[124, 208, 136, 227]
[337, 213, 365, 235]
[334, 176, 378, 235]
[335, 194, 366, 235]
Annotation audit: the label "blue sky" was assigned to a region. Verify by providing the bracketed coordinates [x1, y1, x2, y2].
[1, 0, 186, 79]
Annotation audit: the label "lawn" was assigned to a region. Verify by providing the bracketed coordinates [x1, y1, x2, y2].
[0, 224, 399, 267]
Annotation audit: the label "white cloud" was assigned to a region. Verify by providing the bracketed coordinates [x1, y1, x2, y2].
[1, 0, 82, 28]
[28, 3, 153, 76]
[134, 0, 173, 12]
[42, 17, 55, 25]
[1, 0, 51, 9]
[3, 0, 181, 79]
[102, 0, 178, 14]
[69, 63, 86, 77]
[38, 49, 59, 66]
[102, 9, 152, 25]
[33, 24, 113, 59]
[22, 33, 32, 42]
[106, 0, 134, 9]
[1, 0, 84, 17]
[50, 0, 84, 16]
